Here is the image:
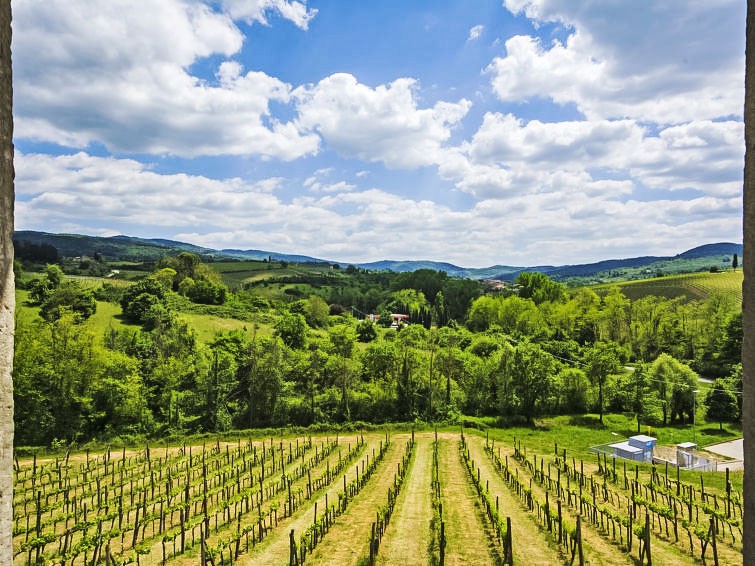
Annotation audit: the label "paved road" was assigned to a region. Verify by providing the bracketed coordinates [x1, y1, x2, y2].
[705, 438, 744, 471]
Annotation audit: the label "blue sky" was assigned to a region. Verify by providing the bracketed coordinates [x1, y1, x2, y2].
[12, 0, 745, 267]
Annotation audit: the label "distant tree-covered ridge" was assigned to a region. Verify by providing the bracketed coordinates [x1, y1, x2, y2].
[12, 230, 743, 284]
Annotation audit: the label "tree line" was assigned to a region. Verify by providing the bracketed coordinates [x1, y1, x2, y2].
[12, 256, 742, 446]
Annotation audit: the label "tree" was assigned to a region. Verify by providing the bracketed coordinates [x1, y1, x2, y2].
[356, 319, 377, 342]
[304, 295, 330, 328]
[441, 278, 481, 323]
[720, 311, 743, 370]
[328, 325, 356, 358]
[515, 272, 565, 304]
[28, 263, 64, 305]
[391, 269, 447, 303]
[614, 365, 661, 432]
[507, 342, 555, 423]
[0, 2, 13, 558]
[275, 313, 307, 349]
[733, 253, 739, 270]
[39, 281, 97, 322]
[705, 379, 739, 430]
[648, 353, 698, 424]
[584, 341, 621, 424]
[120, 277, 168, 324]
[154, 267, 176, 290]
[557, 367, 590, 413]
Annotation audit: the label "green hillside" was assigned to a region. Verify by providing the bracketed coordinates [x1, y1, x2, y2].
[590, 269, 742, 306]
[212, 259, 336, 290]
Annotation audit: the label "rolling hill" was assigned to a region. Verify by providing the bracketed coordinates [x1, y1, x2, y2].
[13, 230, 742, 283]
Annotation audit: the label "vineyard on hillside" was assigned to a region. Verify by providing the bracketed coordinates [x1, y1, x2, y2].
[13, 430, 742, 566]
[591, 270, 743, 306]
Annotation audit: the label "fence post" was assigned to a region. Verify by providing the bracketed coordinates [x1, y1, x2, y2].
[440, 521, 446, 566]
[370, 522, 376, 566]
[576, 515, 584, 566]
[289, 529, 298, 566]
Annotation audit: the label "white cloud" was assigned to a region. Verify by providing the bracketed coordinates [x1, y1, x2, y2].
[221, 0, 318, 30]
[492, 0, 745, 123]
[468, 25, 484, 41]
[14, 152, 742, 266]
[295, 73, 472, 168]
[438, 113, 743, 199]
[13, 0, 319, 159]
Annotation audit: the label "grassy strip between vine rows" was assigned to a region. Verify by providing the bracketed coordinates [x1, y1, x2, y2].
[292, 433, 393, 565]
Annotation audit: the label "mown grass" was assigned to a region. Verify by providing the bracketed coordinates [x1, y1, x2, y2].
[463, 413, 743, 493]
[590, 269, 742, 305]
[179, 312, 274, 343]
[213, 260, 336, 289]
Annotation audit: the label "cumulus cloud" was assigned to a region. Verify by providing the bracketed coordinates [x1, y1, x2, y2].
[13, 0, 319, 159]
[221, 0, 318, 30]
[438, 113, 743, 199]
[15, 152, 742, 266]
[492, 0, 745, 123]
[295, 73, 472, 168]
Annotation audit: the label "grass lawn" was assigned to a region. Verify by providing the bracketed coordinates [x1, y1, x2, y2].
[462, 412, 743, 493]
[179, 312, 274, 343]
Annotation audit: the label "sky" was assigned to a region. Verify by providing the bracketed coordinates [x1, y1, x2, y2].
[11, 0, 746, 267]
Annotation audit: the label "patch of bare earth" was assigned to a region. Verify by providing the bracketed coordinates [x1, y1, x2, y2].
[375, 435, 433, 566]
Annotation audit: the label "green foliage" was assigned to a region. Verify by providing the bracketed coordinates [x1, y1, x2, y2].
[12, 252, 748, 444]
[704, 378, 738, 430]
[275, 313, 308, 349]
[39, 281, 97, 322]
[506, 341, 556, 423]
[391, 268, 447, 302]
[120, 277, 167, 323]
[303, 295, 330, 328]
[515, 271, 566, 304]
[556, 367, 590, 413]
[648, 353, 698, 424]
[355, 319, 377, 342]
[183, 278, 227, 305]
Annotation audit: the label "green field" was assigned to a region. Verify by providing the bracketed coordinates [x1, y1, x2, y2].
[179, 312, 274, 342]
[15, 289, 273, 343]
[212, 260, 336, 290]
[590, 269, 742, 306]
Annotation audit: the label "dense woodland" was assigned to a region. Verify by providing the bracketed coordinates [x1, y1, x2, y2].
[12, 252, 743, 447]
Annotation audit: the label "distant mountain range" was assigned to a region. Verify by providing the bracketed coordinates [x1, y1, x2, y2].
[13, 230, 743, 282]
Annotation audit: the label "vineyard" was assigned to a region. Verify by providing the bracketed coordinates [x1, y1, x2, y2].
[13, 430, 743, 565]
[591, 270, 743, 305]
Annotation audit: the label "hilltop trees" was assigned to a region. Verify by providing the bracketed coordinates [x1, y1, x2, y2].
[156, 252, 227, 304]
